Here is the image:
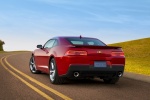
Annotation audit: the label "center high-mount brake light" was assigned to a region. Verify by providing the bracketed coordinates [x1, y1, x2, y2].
[111, 52, 125, 57]
[65, 50, 87, 56]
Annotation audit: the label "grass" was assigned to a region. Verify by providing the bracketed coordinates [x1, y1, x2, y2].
[0, 51, 30, 53]
[109, 37, 150, 75]
[0, 51, 5, 53]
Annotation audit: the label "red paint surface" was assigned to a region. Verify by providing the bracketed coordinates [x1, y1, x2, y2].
[33, 37, 125, 76]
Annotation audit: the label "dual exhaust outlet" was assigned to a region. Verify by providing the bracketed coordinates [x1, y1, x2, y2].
[74, 72, 80, 77]
[73, 71, 123, 78]
[118, 72, 123, 77]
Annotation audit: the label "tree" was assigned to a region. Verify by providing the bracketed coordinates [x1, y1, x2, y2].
[0, 40, 5, 51]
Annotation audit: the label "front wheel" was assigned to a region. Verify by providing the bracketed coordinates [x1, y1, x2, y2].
[103, 77, 119, 84]
[49, 58, 66, 84]
[29, 56, 41, 74]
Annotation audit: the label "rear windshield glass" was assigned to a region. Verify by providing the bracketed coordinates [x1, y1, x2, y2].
[66, 37, 106, 46]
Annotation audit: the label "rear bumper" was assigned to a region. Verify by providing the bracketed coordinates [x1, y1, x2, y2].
[61, 64, 124, 78]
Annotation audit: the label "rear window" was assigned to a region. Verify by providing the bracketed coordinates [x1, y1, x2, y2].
[66, 37, 106, 46]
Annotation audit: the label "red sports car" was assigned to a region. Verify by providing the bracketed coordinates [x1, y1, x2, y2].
[29, 36, 125, 84]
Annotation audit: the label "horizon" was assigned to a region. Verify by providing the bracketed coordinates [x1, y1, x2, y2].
[0, 0, 150, 51]
[2, 37, 149, 51]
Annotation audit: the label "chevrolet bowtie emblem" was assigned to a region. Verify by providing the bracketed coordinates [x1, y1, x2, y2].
[97, 51, 101, 53]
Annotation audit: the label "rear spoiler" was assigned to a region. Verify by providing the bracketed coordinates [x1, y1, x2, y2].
[72, 45, 122, 49]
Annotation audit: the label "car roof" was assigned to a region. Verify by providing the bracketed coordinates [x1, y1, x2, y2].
[52, 36, 98, 40]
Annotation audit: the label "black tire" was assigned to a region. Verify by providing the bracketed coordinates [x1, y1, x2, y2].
[29, 56, 41, 74]
[49, 58, 66, 84]
[103, 77, 119, 84]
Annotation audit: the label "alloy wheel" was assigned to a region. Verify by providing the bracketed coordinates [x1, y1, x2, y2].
[50, 62, 56, 82]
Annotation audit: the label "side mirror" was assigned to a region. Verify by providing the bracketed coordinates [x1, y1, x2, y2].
[37, 45, 43, 49]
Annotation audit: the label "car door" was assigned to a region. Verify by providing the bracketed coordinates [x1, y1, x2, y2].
[35, 39, 56, 72]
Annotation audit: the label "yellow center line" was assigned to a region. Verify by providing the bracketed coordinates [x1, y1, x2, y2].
[0, 56, 53, 100]
[4, 53, 72, 100]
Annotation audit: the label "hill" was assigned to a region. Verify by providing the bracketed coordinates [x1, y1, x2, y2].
[109, 38, 150, 75]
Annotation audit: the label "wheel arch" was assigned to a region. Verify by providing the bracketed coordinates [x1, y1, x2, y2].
[49, 55, 55, 69]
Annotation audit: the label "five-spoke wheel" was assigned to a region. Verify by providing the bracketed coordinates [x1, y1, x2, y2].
[29, 56, 40, 74]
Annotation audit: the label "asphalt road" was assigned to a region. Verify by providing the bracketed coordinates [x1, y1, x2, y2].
[0, 52, 150, 100]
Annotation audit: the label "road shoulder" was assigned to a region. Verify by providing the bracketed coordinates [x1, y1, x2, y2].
[124, 72, 150, 83]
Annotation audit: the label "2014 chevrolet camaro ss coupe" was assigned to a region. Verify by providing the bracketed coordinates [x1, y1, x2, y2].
[29, 36, 125, 84]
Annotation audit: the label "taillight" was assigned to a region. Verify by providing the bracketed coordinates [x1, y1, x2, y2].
[65, 50, 87, 56]
[111, 52, 125, 57]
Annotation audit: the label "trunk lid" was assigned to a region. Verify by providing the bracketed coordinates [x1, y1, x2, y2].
[72, 45, 122, 57]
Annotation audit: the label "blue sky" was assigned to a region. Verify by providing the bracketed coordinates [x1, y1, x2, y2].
[0, 0, 150, 51]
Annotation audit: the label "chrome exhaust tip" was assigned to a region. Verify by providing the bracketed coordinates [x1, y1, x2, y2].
[118, 72, 123, 77]
[74, 72, 80, 77]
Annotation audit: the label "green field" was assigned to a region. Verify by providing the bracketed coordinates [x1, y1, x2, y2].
[109, 38, 150, 76]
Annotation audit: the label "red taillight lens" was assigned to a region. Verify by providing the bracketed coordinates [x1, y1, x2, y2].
[65, 50, 87, 56]
[111, 52, 125, 57]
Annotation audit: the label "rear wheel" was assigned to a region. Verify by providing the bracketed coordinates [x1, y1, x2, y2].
[29, 56, 41, 74]
[49, 58, 66, 84]
[103, 77, 119, 84]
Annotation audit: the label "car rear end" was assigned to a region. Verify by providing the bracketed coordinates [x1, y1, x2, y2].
[60, 37, 125, 83]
